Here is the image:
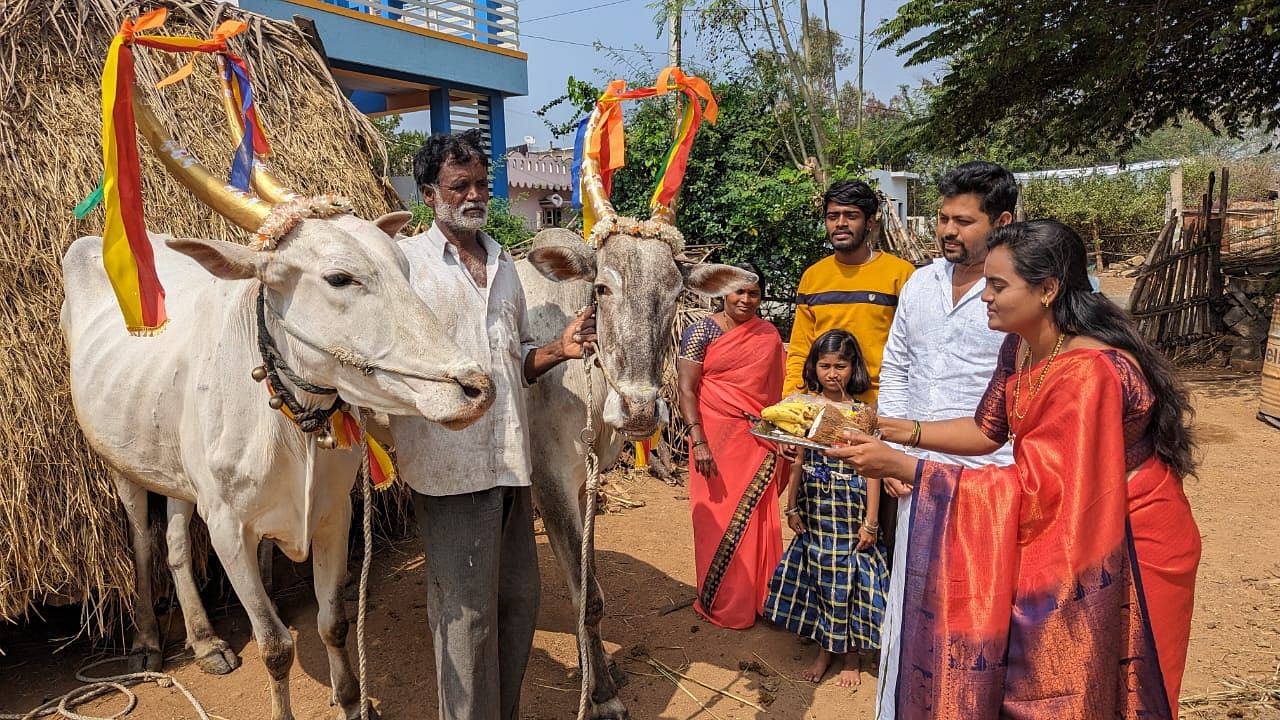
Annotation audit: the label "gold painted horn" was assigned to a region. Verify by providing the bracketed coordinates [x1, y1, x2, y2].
[133, 95, 272, 232]
[579, 104, 618, 234]
[215, 56, 297, 205]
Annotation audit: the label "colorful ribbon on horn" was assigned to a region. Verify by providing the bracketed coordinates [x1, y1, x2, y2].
[571, 67, 718, 241]
[96, 9, 270, 334]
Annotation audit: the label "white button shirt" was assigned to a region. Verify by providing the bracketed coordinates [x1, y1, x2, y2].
[876, 258, 1013, 469]
[390, 223, 538, 496]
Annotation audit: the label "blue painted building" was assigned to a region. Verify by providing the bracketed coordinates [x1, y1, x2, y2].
[236, 0, 526, 196]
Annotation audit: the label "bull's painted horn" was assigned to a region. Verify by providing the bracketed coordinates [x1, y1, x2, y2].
[579, 103, 618, 234]
[651, 201, 676, 226]
[133, 95, 272, 232]
[216, 56, 297, 205]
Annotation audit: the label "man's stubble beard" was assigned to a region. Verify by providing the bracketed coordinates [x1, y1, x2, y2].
[830, 225, 869, 252]
[942, 238, 971, 264]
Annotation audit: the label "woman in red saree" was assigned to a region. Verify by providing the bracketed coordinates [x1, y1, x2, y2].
[677, 263, 787, 628]
[832, 220, 1200, 718]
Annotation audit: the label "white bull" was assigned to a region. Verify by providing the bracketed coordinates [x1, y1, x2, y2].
[61, 209, 493, 720]
[519, 227, 754, 719]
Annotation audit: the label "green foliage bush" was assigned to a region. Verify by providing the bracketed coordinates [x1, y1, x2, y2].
[1022, 172, 1170, 257]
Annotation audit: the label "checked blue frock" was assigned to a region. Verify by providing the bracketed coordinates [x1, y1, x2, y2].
[763, 449, 889, 654]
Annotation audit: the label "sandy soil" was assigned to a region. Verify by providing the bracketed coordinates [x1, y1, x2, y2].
[2, 369, 1278, 719]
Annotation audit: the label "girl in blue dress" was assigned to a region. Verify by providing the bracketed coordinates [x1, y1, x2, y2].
[763, 329, 890, 688]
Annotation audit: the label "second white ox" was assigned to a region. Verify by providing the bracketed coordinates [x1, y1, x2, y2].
[520, 224, 754, 719]
[63, 200, 493, 720]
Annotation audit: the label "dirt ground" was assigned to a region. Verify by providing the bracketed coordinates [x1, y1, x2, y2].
[3, 358, 1279, 718]
[2, 366, 1280, 712]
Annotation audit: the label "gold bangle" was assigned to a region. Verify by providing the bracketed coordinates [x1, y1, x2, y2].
[907, 420, 922, 448]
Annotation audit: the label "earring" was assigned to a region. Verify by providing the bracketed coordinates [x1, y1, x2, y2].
[1042, 297, 1052, 308]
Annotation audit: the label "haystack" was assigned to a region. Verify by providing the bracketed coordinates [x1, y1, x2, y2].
[0, 0, 397, 633]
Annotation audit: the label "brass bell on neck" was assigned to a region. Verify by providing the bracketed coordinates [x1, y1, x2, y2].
[316, 431, 337, 450]
[251, 366, 268, 382]
[268, 395, 285, 410]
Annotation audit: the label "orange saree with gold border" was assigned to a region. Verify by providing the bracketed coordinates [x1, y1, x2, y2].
[896, 349, 1198, 719]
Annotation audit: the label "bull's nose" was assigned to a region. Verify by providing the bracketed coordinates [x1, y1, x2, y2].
[455, 370, 494, 404]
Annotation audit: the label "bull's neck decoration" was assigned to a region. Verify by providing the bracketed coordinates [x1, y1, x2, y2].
[89, 9, 395, 488]
[571, 67, 718, 249]
[251, 286, 397, 490]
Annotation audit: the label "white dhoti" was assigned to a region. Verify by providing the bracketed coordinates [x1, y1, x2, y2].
[876, 495, 912, 719]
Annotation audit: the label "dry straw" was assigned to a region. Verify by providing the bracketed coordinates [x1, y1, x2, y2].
[0, 0, 398, 634]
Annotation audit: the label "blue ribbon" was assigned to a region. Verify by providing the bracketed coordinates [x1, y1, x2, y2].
[225, 58, 256, 193]
[570, 116, 589, 210]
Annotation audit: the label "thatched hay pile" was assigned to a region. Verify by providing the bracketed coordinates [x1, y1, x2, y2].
[0, 0, 396, 632]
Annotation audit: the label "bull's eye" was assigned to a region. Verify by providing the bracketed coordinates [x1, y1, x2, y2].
[324, 272, 357, 288]
[594, 283, 612, 297]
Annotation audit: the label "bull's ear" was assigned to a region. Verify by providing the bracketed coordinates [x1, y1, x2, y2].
[167, 237, 263, 280]
[373, 211, 413, 238]
[682, 262, 757, 297]
[527, 229, 596, 282]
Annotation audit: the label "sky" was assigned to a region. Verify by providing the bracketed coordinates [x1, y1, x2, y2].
[403, 0, 944, 147]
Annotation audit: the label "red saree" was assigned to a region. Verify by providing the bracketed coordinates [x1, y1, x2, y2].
[898, 349, 1199, 719]
[687, 316, 787, 629]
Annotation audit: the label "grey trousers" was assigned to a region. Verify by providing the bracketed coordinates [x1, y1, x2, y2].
[413, 485, 540, 720]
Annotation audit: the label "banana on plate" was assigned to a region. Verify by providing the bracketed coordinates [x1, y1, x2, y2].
[758, 397, 877, 445]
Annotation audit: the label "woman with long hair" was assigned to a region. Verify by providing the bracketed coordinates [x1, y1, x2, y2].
[831, 219, 1200, 718]
[677, 263, 787, 628]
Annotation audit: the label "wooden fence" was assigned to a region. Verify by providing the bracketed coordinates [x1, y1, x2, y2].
[1129, 170, 1227, 349]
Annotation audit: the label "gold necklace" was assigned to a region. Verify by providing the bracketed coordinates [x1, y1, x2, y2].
[1012, 334, 1066, 420]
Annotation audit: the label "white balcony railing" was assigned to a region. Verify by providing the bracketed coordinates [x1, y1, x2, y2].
[323, 0, 520, 51]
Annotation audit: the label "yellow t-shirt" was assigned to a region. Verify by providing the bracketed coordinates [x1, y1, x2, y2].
[784, 251, 916, 402]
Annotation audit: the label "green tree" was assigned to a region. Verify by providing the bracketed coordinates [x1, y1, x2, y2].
[879, 0, 1280, 155]
[372, 114, 427, 176]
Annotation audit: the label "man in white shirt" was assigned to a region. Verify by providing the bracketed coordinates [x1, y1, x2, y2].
[392, 130, 594, 720]
[874, 161, 1019, 719]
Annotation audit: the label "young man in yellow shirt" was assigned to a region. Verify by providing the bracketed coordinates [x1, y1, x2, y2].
[785, 180, 916, 401]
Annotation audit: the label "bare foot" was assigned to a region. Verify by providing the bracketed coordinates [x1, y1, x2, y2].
[834, 652, 862, 688]
[801, 649, 834, 683]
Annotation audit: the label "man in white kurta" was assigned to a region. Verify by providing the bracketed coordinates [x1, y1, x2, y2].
[875, 161, 1018, 718]
[392, 131, 592, 720]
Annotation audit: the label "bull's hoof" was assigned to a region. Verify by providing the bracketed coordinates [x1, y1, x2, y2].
[590, 697, 630, 720]
[607, 657, 629, 688]
[195, 640, 241, 675]
[128, 646, 162, 673]
[337, 700, 379, 720]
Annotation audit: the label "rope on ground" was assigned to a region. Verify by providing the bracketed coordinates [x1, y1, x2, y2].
[355, 407, 373, 720]
[0, 657, 211, 720]
[576, 354, 599, 720]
